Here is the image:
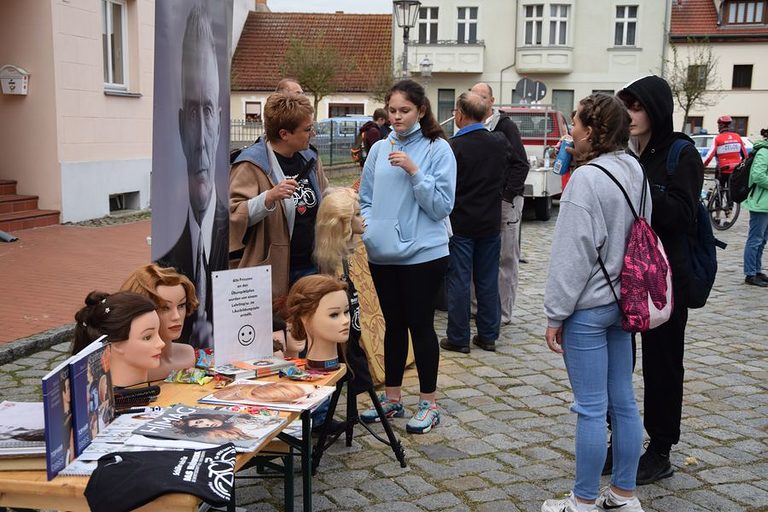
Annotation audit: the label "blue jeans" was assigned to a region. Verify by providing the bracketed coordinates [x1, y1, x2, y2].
[562, 304, 642, 500]
[744, 211, 768, 276]
[446, 234, 501, 345]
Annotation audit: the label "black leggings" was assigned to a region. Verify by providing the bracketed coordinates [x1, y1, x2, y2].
[369, 257, 448, 394]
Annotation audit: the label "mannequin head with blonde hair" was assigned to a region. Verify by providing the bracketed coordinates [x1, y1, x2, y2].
[314, 188, 365, 275]
[120, 264, 199, 379]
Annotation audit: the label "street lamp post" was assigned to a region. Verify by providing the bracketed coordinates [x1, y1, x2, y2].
[393, 0, 421, 78]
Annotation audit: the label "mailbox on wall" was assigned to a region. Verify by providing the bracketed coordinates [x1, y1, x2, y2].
[0, 65, 30, 95]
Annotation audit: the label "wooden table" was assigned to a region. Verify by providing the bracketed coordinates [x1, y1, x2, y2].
[0, 365, 346, 512]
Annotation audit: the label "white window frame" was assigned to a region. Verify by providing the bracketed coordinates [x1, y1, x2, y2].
[102, 0, 128, 89]
[549, 4, 569, 45]
[727, 1, 765, 23]
[524, 4, 544, 46]
[417, 7, 439, 44]
[457, 7, 478, 44]
[614, 5, 638, 46]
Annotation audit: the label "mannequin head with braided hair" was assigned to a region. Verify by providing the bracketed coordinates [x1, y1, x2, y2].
[74, 291, 165, 387]
[276, 275, 349, 367]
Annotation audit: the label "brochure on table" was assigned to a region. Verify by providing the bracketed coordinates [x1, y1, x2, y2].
[212, 265, 272, 366]
[198, 380, 336, 412]
[0, 401, 46, 456]
[42, 356, 76, 480]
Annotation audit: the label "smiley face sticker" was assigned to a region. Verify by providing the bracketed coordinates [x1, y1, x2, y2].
[237, 324, 256, 346]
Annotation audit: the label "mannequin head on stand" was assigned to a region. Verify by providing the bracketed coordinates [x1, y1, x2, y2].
[314, 187, 365, 275]
[278, 275, 349, 370]
[74, 291, 165, 387]
[121, 264, 199, 379]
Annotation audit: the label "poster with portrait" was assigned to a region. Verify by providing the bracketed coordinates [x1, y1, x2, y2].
[151, 0, 233, 349]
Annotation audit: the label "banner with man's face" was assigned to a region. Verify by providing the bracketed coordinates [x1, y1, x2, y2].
[152, 1, 232, 348]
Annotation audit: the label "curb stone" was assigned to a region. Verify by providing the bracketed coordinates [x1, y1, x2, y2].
[0, 324, 74, 366]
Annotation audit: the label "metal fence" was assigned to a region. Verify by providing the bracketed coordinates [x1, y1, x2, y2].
[230, 118, 371, 167]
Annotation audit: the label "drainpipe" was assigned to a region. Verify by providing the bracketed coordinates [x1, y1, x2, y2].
[499, 0, 520, 104]
[660, 0, 672, 76]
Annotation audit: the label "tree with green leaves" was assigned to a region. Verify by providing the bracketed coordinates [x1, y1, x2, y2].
[280, 37, 354, 120]
[665, 38, 720, 132]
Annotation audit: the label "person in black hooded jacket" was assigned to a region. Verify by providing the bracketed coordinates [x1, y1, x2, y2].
[616, 75, 703, 486]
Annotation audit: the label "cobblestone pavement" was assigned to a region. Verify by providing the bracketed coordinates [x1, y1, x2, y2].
[2, 206, 767, 512]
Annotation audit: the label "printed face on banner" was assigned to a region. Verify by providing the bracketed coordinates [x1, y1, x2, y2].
[179, 25, 221, 218]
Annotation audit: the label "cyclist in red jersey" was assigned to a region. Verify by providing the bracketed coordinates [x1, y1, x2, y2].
[703, 115, 748, 190]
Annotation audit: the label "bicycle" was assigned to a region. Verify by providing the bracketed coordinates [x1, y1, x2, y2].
[704, 170, 740, 231]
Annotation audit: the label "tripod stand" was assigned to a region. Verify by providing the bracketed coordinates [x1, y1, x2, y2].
[312, 373, 407, 474]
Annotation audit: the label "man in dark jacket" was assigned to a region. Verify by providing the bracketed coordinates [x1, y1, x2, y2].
[616, 75, 703, 485]
[440, 92, 510, 354]
[471, 82, 529, 325]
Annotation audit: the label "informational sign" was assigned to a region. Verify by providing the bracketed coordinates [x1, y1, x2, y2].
[212, 266, 273, 365]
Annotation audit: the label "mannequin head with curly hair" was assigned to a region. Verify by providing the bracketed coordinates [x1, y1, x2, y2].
[314, 188, 365, 275]
[277, 275, 349, 366]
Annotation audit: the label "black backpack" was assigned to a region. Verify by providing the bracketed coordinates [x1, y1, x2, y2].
[730, 147, 763, 203]
[666, 139, 727, 309]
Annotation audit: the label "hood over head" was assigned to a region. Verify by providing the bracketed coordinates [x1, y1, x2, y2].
[617, 75, 674, 152]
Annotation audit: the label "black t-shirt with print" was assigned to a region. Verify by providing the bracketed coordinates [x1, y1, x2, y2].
[275, 151, 318, 272]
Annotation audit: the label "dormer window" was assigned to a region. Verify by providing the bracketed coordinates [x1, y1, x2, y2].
[724, 1, 766, 25]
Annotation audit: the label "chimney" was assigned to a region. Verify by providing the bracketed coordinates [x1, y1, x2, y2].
[255, 0, 269, 13]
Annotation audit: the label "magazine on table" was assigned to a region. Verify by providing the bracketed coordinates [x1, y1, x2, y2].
[0, 401, 46, 457]
[68, 335, 114, 456]
[212, 356, 296, 379]
[198, 379, 336, 412]
[42, 355, 76, 480]
[132, 404, 286, 452]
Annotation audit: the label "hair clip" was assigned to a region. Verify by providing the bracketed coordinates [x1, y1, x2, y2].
[81, 321, 87, 327]
[101, 298, 107, 304]
[104, 307, 111, 314]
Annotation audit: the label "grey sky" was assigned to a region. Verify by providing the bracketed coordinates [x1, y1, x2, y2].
[267, 0, 392, 14]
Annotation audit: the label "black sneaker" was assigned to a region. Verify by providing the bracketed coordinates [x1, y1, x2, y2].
[602, 446, 613, 476]
[636, 448, 673, 485]
[756, 272, 768, 283]
[745, 275, 768, 287]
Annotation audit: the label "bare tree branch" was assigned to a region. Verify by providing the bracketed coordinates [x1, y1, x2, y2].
[280, 37, 355, 120]
[665, 38, 721, 132]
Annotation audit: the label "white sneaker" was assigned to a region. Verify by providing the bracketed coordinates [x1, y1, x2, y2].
[542, 492, 597, 512]
[595, 487, 644, 512]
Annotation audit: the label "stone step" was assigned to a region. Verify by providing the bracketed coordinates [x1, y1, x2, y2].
[0, 209, 60, 232]
[0, 194, 39, 214]
[0, 180, 17, 196]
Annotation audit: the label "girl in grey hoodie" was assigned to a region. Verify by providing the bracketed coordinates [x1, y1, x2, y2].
[542, 94, 650, 512]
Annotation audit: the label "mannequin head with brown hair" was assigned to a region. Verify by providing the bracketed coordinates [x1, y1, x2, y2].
[314, 187, 365, 275]
[74, 291, 165, 387]
[277, 275, 349, 369]
[120, 264, 198, 379]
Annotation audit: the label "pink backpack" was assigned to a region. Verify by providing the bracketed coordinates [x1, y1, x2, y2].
[593, 164, 673, 332]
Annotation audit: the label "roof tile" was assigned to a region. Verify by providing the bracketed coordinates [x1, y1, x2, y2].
[670, 0, 768, 40]
[232, 12, 392, 92]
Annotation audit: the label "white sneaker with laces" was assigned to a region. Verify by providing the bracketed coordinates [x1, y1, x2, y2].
[542, 492, 598, 512]
[595, 487, 644, 512]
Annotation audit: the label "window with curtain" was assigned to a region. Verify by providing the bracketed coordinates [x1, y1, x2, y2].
[549, 4, 569, 45]
[524, 4, 544, 45]
[614, 5, 638, 46]
[418, 7, 439, 44]
[102, 0, 127, 88]
[457, 7, 478, 43]
[724, 1, 765, 24]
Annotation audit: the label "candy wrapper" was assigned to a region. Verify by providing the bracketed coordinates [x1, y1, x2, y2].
[279, 366, 323, 381]
[164, 367, 212, 385]
[195, 348, 215, 369]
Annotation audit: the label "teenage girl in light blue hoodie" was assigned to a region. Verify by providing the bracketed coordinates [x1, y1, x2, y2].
[358, 80, 457, 434]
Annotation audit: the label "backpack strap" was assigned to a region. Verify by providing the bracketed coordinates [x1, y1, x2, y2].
[665, 139, 693, 176]
[589, 163, 641, 319]
[590, 163, 645, 220]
